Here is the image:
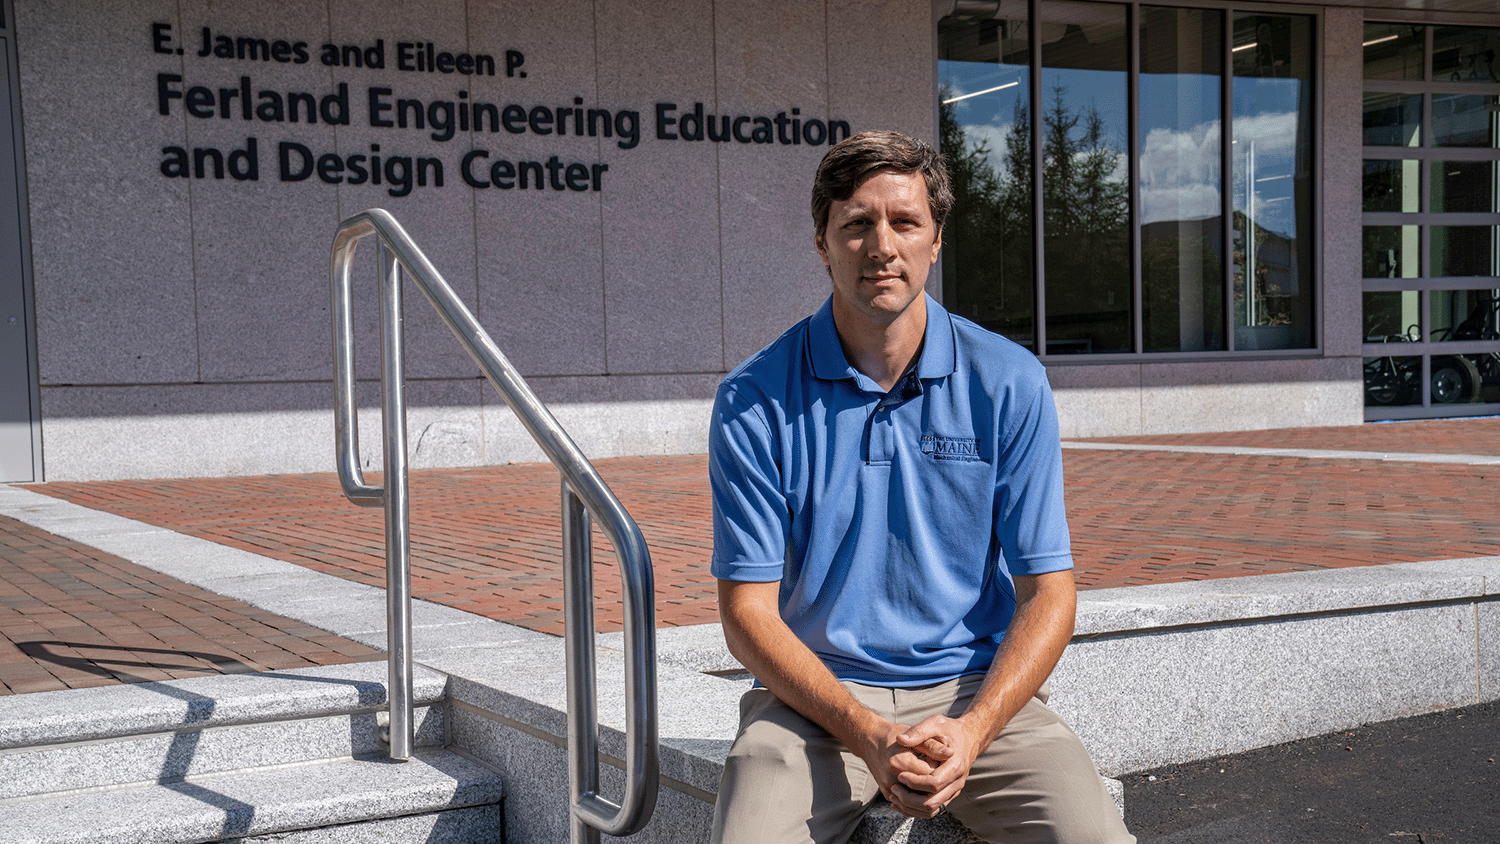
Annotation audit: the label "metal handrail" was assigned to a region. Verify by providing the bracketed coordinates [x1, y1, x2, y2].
[330, 209, 659, 841]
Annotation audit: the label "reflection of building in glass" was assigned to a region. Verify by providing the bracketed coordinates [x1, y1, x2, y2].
[1233, 210, 1297, 323]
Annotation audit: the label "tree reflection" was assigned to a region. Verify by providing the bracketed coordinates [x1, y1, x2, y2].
[939, 84, 1130, 352]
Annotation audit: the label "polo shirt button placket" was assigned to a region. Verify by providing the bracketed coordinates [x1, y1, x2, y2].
[869, 394, 900, 464]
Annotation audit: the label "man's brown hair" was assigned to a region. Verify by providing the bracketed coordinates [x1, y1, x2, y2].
[810, 130, 954, 247]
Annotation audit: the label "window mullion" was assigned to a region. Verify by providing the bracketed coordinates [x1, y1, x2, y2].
[1030, 0, 1046, 357]
[1129, 1, 1143, 355]
[1222, 6, 1235, 352]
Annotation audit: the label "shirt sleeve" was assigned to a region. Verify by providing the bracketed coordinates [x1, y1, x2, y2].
[708, 385, 790, 582]
[993, 375, 1074, 577]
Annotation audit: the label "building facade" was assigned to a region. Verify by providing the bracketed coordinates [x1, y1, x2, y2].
[0, 0, 1495, 482]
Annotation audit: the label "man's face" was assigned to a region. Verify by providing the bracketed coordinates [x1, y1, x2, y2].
[816, 169, 941, 328]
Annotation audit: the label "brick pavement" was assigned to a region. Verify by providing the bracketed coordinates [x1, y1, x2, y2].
[1078, 416, 1500, 455]
[0, 514, 383, 696]
[21, 419, 1500, 646]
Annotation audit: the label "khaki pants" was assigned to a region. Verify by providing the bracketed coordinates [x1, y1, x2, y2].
[710, 675, 1134, 844]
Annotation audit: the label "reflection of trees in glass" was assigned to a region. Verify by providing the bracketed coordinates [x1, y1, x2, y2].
[939, 86, 1031, 340]
[939, 83, 1129, 351]
[1143, 227, 1221, 351]
[1040, 84, 1130, 353]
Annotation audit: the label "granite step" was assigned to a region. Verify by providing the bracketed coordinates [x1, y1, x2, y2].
[0, 747, 505, 844]
[0, 662, 446, 749]
[0, 663, 448, 801]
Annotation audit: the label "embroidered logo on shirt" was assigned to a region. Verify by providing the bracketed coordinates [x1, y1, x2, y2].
[919, 434, 984, 462]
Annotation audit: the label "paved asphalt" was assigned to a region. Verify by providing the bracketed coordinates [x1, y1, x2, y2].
[1124, 699, 1500, 843]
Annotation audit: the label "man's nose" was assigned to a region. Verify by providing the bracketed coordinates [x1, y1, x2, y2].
[867, 222, 896, 261]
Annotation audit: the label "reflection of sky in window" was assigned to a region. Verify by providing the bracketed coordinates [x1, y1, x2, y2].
[939, 60, 1027, 174]
[941, 61, 1132, 180]
[1139, 73, 1220, 225]
[1234, 78, 1305, 238]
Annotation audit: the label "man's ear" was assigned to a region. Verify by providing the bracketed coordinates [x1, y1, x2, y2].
[929, 227, 943, 264]
[815, 231, 830, 265]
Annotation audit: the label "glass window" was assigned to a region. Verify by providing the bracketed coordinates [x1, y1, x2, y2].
[1432, 94, 1500, 148]
[1430, 355, 1481, 403]
[1364, 159, 1420, 213]
[1430, 291, 1500, 404]
[1363, 290, 1419, 340]
[1362, 93, 1422, 147]
[1363, 23, 1424, 81]
[1362, 226, 1420, 278]
[1140, 6, 1224, 353]
[1432, 26, 1500, 83]
[1232, 13, 1314, 350]
[1041, 1, 1130, 355]
[1362, 23, 1500, 418]
[1432, 226, 1500, 277]
[1363, 353, 1422, 406]
[1430, 161, 1498, 213]
[1431, 288, 1500, 340]
[937, 3, 1034, 346]
[935, 3, 1319, 359]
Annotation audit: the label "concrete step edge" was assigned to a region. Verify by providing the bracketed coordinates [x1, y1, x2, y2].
[0, 747, 505, 844]
[0, 703, 447, 802]
[223, 803, 505, 844]
[0, 662, 448, 750]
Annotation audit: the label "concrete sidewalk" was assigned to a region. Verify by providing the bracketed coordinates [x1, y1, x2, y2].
[3, 416, 1498, 694]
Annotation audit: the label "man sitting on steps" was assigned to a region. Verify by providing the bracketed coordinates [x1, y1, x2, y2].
[707, 131, 1134, 844]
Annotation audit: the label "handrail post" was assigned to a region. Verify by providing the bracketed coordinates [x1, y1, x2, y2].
[380, 242, 415, 761]
[562, 482, 601, 844]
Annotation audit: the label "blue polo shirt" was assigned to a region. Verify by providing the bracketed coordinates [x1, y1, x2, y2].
[710, 294, 1072, 686]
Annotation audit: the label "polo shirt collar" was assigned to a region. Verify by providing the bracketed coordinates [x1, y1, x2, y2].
[807, 293, 958, 382]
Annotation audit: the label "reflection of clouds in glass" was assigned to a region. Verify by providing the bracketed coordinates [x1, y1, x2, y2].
[1141, 120, 1221, 224]
[964, 123, 1016, 176]
[1107, 151, 1128, 186]
[1234, 111, 1302, 236]
[1233, 111, 1298, 153]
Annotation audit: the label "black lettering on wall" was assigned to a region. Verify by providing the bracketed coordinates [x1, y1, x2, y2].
[152, 22, 181, 55]
[191, 27, 309, 63]
[149, 26, 856, 194]
[279, 141, 313, 181]
[368, 87, 393, 127]
[461, 149, 607, 192]
[321, 39, 385, 68]
[652, 103, 843, 147]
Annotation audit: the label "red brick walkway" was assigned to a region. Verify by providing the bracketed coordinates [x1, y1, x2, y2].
[0, 515, 382, 696]
[23, 419, 1500, 641]
[1078, 416, 1500, 455]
